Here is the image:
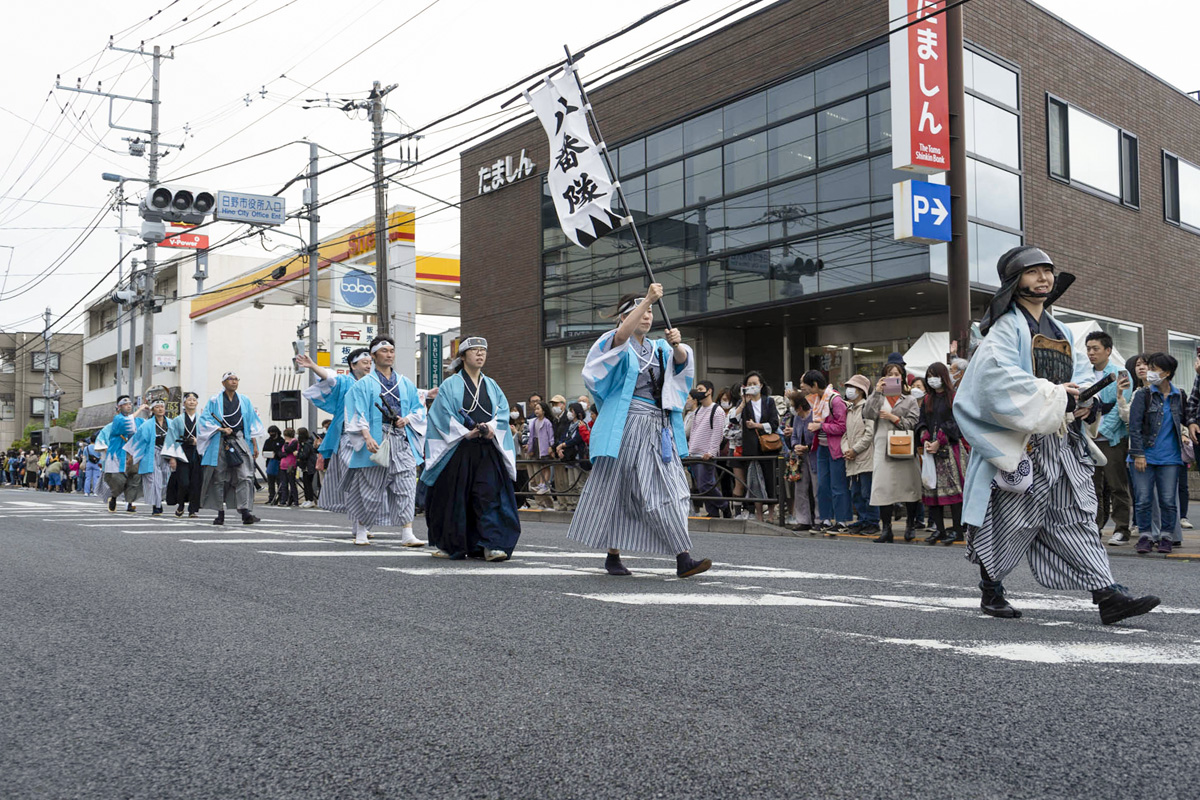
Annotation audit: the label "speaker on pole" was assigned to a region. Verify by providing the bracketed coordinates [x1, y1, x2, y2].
[270, 390, 302, 422]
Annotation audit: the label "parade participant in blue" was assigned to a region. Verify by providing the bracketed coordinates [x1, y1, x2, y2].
[567, 283, 712, 578]
[80, 436, 103, 496]
[422, 338, 521, 561]
[295, 348, 374, 517]
[197, 371, 265, 526]
[955, 246, 1159, 624]
[125, 398, 174, 516]
[163, 392, 203, 518]
[341, 335, 427, 547]
[100, 395, 150, 513]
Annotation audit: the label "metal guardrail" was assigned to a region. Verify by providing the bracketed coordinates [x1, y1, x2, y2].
[514, 453, 792, 526]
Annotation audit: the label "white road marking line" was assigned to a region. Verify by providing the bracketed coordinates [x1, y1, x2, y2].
[181, 539, 331, 544]
[870, 595, 1200, 616]
[880, 638, 1200, 664]
[259, 550, 430, 556]
[565, 592, 855, 607]
[381, 566, 591, 576]
[4, 501, 53, 507]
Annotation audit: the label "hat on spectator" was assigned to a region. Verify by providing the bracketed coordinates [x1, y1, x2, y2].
[885, 352, 906, 366]
[846, 374, 871, 395]
[550, 394, 567, 404]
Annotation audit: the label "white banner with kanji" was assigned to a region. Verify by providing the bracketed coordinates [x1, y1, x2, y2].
[524, 65, 624, 248]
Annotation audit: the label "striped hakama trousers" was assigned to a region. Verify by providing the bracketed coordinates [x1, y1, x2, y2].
[568, 400, 692, 555]
[317, 443, 349, 514]
[102, 460, 142, 503]
[967, 428, 1114, 591]
[341, 424, 417, 528]
[141, 446, 171, 507]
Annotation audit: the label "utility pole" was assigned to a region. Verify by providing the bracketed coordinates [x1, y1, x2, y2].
[140, 45, 165, 398]
[128, 258, 139, 400]
[370, 81, 396, 336]
[61, 42, 176, 400]
[40, 308, 52, 448]
[306, 141, 320, 431]
[946, 5, 970, 359]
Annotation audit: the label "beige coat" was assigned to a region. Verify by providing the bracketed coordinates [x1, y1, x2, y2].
[842, 400, 875, 477]
[862, 392, 922, 504]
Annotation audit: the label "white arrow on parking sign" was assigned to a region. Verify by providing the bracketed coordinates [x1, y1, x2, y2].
[914, 195, 949, 226]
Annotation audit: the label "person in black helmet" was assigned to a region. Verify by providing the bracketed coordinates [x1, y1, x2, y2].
[953, 246, 1160, 625]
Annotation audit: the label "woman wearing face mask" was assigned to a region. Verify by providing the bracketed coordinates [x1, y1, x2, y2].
[1129, 353, 1185, 554]
[786, 392, 818, 531]
[841, 375, 878, 534]
[736, 371, 780, 523]
[687, 381, 729, 518]
[917, 362, 968, 545]
[554, 401, 592, 511]
[910, 377, 928, 402]
[863, 362, 923, 542]
[799, 370, 851, 534]
[509, 405, 529, 503]
[717, 388, 740, 508]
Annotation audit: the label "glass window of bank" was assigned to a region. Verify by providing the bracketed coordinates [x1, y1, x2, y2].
[542, 43, 1024, 391]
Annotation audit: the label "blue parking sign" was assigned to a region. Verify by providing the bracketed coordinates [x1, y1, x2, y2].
[893, 179, 951, 244]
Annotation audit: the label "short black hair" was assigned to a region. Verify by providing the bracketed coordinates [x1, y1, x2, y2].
[268, 425, 281, 436]
[182, 391, 199, 400]
[1146, 352, 1178, 380]
[345, 347, 369, 366]
[698, 380, 715, 393]
[1085, 331, 1114, 351]
[800, 370, 828, 390]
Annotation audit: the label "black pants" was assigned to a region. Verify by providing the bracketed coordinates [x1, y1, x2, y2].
[266, 473, 280, 504]
[929, 502, 963, 534]
[167, 443, 203, 513]
[881, 501, 921, 529]
[280, 468, 298, 505]
[301, 471, 316, 502]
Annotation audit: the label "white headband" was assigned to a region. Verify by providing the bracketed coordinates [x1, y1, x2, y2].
[618, 298, 639, 316]
[350, 351, 373, 365]
[116, 395, 132, 407]
[370, 340, 394, 354]
[150, 399, 166, 408]
[458, 336, 487, 355]
[222, 371, 238, 381]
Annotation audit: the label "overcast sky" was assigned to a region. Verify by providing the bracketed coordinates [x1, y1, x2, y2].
[0, 0, 1195, 334]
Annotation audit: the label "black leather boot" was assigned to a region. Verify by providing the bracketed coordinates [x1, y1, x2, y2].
[1093, 585, 1161, 625]
[903, 524, 916, 542]
[212, 510, 225, 526]
[873, 527, 894, 543]
[980, 579, 1021, 618]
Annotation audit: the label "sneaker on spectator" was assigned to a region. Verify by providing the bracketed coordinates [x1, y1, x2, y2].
[534, 483, 551, 495]
[1182, 518, 1194, 530]
[785, 515, 801, 526]
[1135, 535, 1153, 555]
[1157, 538, 1174, 554]
[1107, 530, 1130, 546]
[735, 510, 750, 521]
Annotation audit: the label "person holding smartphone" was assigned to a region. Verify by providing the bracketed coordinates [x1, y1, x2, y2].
[1085, 331, 1135, 545]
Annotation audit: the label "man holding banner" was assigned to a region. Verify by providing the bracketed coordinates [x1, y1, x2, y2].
[525, 52, 712, 578]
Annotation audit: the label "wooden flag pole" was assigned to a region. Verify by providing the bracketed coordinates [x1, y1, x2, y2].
[563, 45, 673, 330]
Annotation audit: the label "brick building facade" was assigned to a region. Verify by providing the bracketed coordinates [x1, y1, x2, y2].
[461, 0, 1200, 402]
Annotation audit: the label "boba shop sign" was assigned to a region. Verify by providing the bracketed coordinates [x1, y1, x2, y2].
[333, 267, 378, 312]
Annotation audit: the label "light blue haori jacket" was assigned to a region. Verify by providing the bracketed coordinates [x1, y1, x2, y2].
[98, 412, 146, 472]
[954, 306, 1095, 527]
[160, 413, 197, 462]
[124, 415, 170, 475]
[302, 373, 358, 459]
[583, 330, 694, 460]
[196, 392, 266, 468]
[342, 369, 426, 469]
[421, 371, 517, 487]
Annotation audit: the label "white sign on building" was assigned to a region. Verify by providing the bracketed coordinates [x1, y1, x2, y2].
[154, 334, 179, 368]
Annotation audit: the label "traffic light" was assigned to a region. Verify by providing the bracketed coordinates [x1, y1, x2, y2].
[779, 257, 824, 281]
[140, 185, 215, 225]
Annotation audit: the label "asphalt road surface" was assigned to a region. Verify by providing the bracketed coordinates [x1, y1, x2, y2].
[3, 492, 1198, 799]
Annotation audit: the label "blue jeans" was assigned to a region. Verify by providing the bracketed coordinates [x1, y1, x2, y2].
[849, 472, 878, 524]
[816, 446, 852, 524]
[1132, 463, 1180, 542]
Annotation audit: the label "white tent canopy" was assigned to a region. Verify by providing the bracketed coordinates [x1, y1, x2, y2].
[902, 320, 1124, 377]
